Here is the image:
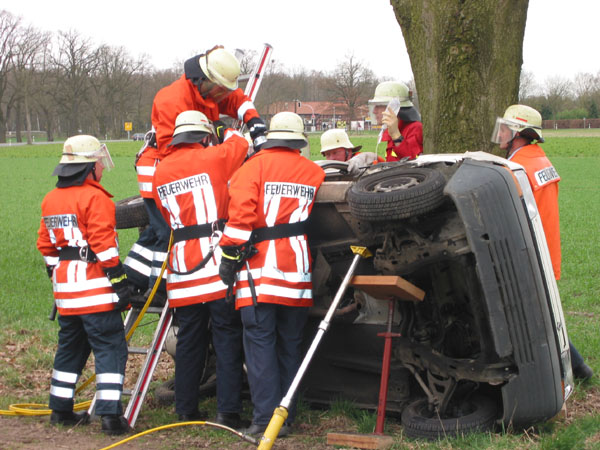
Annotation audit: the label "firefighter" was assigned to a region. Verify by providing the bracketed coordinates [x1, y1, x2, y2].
[218, 112, 326, 436]
[37, 135, 140, 435]
[319, 128, 382, 174]
[123, 130, 170, 303]
[152, 111, 250, 428]
[369, 81, 423, 161]
[492, 104, 593, 381]
[152, 45, 267, 158]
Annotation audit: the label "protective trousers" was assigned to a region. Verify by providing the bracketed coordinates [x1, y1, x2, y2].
[50, 311, 128, 415]
[173, 299, 245, 415]
[240, 303, 309, 425]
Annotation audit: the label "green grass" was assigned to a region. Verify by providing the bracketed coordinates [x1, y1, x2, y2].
[0, 131, 599, 448]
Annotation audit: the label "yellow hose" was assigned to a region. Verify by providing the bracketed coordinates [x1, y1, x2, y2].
[98, 421, 258, 450]
[2, 233, 173, 417]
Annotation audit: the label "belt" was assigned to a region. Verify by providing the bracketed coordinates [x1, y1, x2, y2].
[172, 219, 226, 243]
[250, 219, 309, 244]
[58, 246, 97, 262]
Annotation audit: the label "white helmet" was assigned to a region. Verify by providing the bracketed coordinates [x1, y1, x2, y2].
[262, 112, 308, 150]
[320, 128, 361, 155]
[185, 46, 240, 89]
[168, 110, 215, 147]
[491, 104, 544, 144]
[369, 81, 414, 107]
[58, 135, 114, 169]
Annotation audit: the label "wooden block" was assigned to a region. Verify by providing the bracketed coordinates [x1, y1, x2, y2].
[326, 432, 394, 449]
[350, 275, 425, 302]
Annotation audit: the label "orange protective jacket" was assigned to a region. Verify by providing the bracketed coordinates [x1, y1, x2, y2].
[383, 120, 423, 161]
[152, 130, 248, 308]
[136, 146, 161, 199]
[509, 144, 561, 279]
[37, 180, 121, 315]
[220, 148, 326, 309]
[151, 75, 260, 156]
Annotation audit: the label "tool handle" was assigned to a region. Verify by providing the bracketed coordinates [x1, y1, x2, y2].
[48, 303, 57, 321]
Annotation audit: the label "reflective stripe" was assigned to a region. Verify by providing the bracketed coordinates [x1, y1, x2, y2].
[167, 278, 226, 299]
[124, 256, 152, 276]
[96, 247, 119, 262]
[138, 181, 153, 193]
[54, 276, 112, 293]
[153, 251, 167, 262]
[237, 101, 255, 122]
[50, 385, 74, 399]
[136, 165, 156, 176]
[167, 263, 220, 283]
[151, 266, 167, 278]
[55, 293, 117, 309]
[238, 283, 312, 300]
[44, 255, 59, 266]
[223, 225, 252, 241]
[96, 389, 122, 401]
[52, 369, 78, 384]
[237, 268, 312, 283]
[130, 243, 154, 261]
[96, 373, 124, 384]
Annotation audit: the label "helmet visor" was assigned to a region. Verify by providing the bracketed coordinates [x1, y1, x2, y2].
[491, 117, 517, 145]
[199, 79, 233, 103]
[62, 143, 115, 170]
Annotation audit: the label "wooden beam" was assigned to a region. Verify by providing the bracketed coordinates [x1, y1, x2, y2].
[350, 275, 425, 302]
[326, 432, 394, 449]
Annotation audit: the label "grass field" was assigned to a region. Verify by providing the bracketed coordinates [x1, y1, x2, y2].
[0, 131, 599, 449]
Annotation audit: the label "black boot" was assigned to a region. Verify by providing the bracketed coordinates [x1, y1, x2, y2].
[50, 410, 89, 426]
[214, 412, 250, 429]
[101, 415, 130, 435]
[573, 363, 594, 381]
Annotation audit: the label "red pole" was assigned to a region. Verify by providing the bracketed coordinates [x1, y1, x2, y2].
[375, 299, 400, 435]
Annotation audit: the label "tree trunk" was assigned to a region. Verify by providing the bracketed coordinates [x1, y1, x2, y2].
[391, 0, 528, 154]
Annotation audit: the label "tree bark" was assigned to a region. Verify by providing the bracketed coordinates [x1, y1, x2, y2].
[391, 0, 528, 154]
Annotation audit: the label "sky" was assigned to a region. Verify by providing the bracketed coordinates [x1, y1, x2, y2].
[3, 0, 600, 84]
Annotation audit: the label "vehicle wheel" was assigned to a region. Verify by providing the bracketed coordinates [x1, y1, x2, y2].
[401, 394, 497, 440]
[115, 195, 149, 229]
[316, 160, 349, 174]
[348, 167, 445, 221]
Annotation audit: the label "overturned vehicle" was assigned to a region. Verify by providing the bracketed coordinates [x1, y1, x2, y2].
[116, 151, 573, 439]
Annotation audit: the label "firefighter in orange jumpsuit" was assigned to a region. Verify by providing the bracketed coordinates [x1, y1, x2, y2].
[152, 45, 267, 158]
[492, 104, 593, 381]
[218, 112, 325, 436]
[152, 111, 250, 428]
[37, 135, 140, 435]
[318, 128, 383, 175]
[123, 130, 170, 303]
[369, 81, 423, 161]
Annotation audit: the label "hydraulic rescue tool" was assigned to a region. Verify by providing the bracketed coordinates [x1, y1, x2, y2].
[256, 246, 373, 450]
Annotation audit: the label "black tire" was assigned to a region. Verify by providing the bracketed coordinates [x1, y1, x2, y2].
[115, 195, 149, 229]
[348, 167, 445, 221]
[401, 394, 498, 440]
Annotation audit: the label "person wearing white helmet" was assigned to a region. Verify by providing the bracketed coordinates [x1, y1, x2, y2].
[319, 128, 382, 174]
[369, 81, 423, 161]
[152, 111, 250, 427]
[152, 45, 267, 157]
[492, 104, 593, 381]
[218, 112, 325, 436]
[37, 136, 142, 435]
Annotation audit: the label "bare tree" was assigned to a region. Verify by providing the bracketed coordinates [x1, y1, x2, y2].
[51, 30, 99, 136]
[543, 76, 573, 120]
[0, 10, 20, 143]
[519, 70, 539, 101]
[11, 25, 50, 144]
[324, 53, 376, 122]
[391, 0, 528, 154]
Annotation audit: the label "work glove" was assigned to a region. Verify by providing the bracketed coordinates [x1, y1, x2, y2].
[382, 108, 402, 141]
[219, 246, 243, 288]
[103, 262, 139, 312]
[347, 152, 379, 175]
[213, 120, 227, 144]
[247, 117, 267, 151]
